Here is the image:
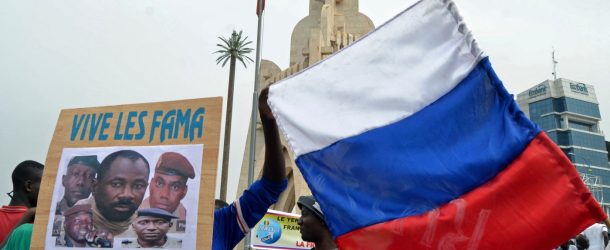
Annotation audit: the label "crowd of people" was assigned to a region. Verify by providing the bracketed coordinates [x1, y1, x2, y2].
[556, 222, 610, 250]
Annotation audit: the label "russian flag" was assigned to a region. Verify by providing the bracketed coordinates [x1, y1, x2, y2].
[267, 0, 606, 249]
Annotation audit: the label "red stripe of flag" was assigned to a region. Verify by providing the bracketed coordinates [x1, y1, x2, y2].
[336, 132, 606, 249]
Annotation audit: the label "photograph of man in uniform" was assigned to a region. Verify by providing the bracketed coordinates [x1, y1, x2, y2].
[74, 150, 150, 240]
[57, 156, 99, 215]
[121, 208, 181, 248]
[140, 152, 194, 233]
[55, 204, 93, 247]
[52, 155, 99, 237]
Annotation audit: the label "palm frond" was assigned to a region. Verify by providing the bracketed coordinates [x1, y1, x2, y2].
[237, 57, 248, 68]
[241, 40, 253, 47]
[213, 50, 228, 55]
[218, 36, 230, 45]
[242, 55, 254, 62]
[214, 29, 254, 68]
[220, 56, 231, 67]
[216, 44, 230, 51]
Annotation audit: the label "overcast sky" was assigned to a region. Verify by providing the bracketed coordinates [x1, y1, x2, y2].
[1, 0, 609, 205]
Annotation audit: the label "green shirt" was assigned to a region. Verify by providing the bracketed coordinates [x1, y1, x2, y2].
[2, 223, 33, 250]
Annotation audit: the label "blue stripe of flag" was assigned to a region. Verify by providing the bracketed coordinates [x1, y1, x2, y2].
[295, 58, 541, 236]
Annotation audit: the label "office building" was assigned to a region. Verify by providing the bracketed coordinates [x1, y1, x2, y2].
[517, 78, 610, 212]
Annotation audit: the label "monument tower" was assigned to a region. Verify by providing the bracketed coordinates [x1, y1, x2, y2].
[236, 0, 374, 212]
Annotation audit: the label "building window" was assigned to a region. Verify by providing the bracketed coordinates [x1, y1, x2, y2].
[570, 148, 609, 167]
[553, 98, 567, 112]
[564, 97, 601, 118]
[556, 131, 571, 146]
[530, 97, 601, 118]
[532, 115, 562, 131]
[529, 99, 554, 118]
[569, 120, 594, 132]
[570, 131, 607, 151]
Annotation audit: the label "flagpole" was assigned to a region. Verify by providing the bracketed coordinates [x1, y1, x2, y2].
[245, 0, 264, 249]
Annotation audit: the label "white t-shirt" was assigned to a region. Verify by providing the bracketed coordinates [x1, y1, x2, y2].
[583, 223, 608, 250]
[556, 245, 578, 250]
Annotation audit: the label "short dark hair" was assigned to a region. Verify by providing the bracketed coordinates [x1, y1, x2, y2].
[12, 160, 44, 190]
[575, 234, 589, 250]
[98, 150, 150, 181]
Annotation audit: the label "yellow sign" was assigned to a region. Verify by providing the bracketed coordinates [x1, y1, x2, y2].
[251, 209, 315, 250]
[32, 98, 222, 249]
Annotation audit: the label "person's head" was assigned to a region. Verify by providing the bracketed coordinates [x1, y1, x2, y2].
[214, 199, 229, 210]
[132, 208, 177, 248]
[62, 156, 99, 207]
[297, 196, 329, 243]
[148, 152, 194, 213]
[93, 150, 150, 222]
[63, 204, 93, 246]
[10, 160, 44, 207]
[575, 234, 589, 250]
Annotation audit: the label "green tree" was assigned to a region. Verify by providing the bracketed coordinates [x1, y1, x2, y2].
[215, 30, 253, 200]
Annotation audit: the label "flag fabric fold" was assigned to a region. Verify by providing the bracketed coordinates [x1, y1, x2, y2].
[267, 0, 606, 249]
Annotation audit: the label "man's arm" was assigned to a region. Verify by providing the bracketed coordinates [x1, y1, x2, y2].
[211, 87, 288, 250]
[259, 87, 286, 182]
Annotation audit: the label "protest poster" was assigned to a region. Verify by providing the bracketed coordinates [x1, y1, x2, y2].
[251, 210, 314, 250]
[31, 97, 221, 249]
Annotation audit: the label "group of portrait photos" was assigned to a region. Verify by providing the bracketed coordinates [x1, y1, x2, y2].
[44, 144, 204, 249]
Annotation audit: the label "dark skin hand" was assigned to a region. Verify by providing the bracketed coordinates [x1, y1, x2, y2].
[259, 87, 286, 182]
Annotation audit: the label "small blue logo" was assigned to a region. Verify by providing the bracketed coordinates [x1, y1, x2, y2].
[256, 218, 282, 244]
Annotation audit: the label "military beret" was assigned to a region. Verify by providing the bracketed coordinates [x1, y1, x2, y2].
[297, 196, 325, 222]
[68, 155, 100, 170]
[137, 208, 178, 221]
[64, 204, 92, 218]
[155, 152, 195, 179]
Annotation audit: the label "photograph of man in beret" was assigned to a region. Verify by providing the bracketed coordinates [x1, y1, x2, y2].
[140, 152, 195, 232]
[121, 208, 181, 248]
